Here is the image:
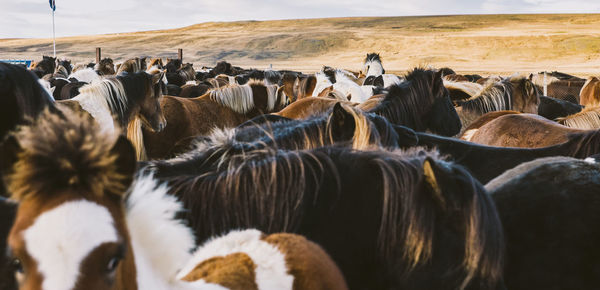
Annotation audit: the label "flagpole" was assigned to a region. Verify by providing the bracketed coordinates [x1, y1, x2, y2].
[52, 9, 56, 57]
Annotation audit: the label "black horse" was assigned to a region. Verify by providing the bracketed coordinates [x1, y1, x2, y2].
[369, 68, 462, 137]
[487, 156, 600, 290]
[142, 146, 504, 290]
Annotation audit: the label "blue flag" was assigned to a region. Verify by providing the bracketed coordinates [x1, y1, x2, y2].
[49, 0, 56, 11]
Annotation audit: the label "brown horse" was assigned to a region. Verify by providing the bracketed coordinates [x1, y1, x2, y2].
[274, 97, 356, 119]
[143, 81, 289, 159]
[580, 76, 600, 107]
[281, 74, 317, 102]
[457, 75, 540, 132]
[57, 71, 166, 160]
[116, 57, 146, 75]
[0, 110, 347, 290]
[459, 110, 521, 141]
[467, 113, 587, 148]
[94, 58, 116, 75]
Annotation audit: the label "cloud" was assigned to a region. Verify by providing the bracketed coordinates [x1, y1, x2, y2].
[0, 0, 597, 38]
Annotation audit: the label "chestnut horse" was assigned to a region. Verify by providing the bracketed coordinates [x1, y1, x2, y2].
[0, 110, 347, 290]
[465, 113, 587, 148]
[579, 76, 600, 107]
[142, 81, 289, 159]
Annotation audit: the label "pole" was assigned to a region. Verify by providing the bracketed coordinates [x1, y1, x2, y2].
[96, 47, 101, 64]
[543, 72, 548, 96]
[178, 48, 183, 62]
[52, 10, 56, 57]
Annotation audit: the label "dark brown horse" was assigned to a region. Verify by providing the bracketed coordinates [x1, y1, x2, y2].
[29, 56, 56, 78]
[142, 81, 288, 159]
[94, 58, 115, 75]
[487, 157, 600, 290]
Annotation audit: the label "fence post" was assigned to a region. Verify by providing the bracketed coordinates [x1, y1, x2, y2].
[178, 49, 183, 63]
[543, 72, 548, 96]
[96, 47, 101, 64]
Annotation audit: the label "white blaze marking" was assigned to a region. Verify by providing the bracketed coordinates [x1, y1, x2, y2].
[23, 200, 118, 290]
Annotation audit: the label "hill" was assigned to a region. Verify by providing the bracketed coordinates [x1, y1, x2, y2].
[2, 14, 600, 75]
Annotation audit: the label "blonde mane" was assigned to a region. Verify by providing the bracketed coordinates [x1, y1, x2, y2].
[557, 106, 600, 129]
[209, 81, 280, 114]
[443, 79, 483, 98]
[73, 77, 128, 134]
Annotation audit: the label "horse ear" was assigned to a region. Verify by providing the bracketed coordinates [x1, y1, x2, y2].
[423, 158, 445, 207]
[0, 136, 23, 194]
[329, 103, 356, 141]
[109, 136, 136, 194]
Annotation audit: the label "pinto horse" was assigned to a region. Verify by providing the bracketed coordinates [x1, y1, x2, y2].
[142, 81, 289, 159]
[0, 110, 347, 290]
[57, 71, 167, 160]
[487, 156, 600, 290]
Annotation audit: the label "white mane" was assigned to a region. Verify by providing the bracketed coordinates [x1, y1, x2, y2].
[209, 82, 279, 114]
[443, 79, 483, 98]
[312, 71, 333, 96]
[68, 68, 101, 83]
[73, 77, 128, 134]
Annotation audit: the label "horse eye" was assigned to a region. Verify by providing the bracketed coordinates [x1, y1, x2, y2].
[106, 257, 121, 273]
[11, 258, 23, 274]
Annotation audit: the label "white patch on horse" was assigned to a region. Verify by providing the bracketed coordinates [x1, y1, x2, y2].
[584, 157, 597, 164]
[68, 68, 101, 83]
[312, 71, 333, 97]
[382, 74, 403, 87]
[178, 229, 294, 290]
[227, 76, 236, 85]
[210, 84, 255, 114]
[23, 200, 118, 290]
[37, 79, 55, 100]
[126, 175, 196, 289]
[334, 70, 368, 103]
[365, 59, 384, 77]
[73, 77, 128, 135]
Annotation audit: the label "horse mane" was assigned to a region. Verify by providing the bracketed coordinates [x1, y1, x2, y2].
[365, 53, 382, 63]
[313, 71, 334, 96]
[460, 79, 513, 115]
[557, 106, 600, 129]
[68, 67, 101, 83]
[333, 70, 367, 102]
[78, 76, 129, 126]
[562, 129, 600, 158]
[209, 80, 278, 114]
[443, 79, 483, 98]
[4, 110, 128, 200]
[158, 146, 502, 288]
[369, 68, 437, 129]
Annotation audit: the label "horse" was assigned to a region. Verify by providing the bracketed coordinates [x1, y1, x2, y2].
[274, 97, 356, 119]
[165, 58, 183, 73]
[178, 63, 197, 83]
[52, 59, 72, 79]
[456, 75, 540, 131]
[147, 58, 164, 71]
[29, 56, 56, 78]
[0, 197, 16, 290]
[557, 106, 600, 129]
[579, 76, 600, 107]
[538, 95, 583, 121]
[0, 110, 347, 290]
[486, 156, 600, 290]
[59, 81, 87, 100]
[406, 126, 600, 183]
[179, 83, 210, 99]
[117, 57, 146, 75]
[465, 113, 587, 148]
[57, 71, 167, 160]
[143, 103, 418, 179]
[142, 81, 289, 159]
[95, 58, 116, 75]
[331, 70, 371, 103]
[443, 78, 483, 102]
[68, 67, 101, 83]
[0, 62, 56, 143]
[363, 53, 385, 77]
[142, 143, 504, 289]
[369, 67, 462, 136]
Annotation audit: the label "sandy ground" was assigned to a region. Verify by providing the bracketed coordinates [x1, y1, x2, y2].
[2, 14, 600, 76]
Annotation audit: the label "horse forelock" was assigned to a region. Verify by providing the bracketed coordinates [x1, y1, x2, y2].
[4, 110, 126, 201]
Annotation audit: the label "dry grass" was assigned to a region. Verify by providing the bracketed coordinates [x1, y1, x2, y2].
[2, 14, 600, 75]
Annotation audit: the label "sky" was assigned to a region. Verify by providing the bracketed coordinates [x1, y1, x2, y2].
[1, 0, 599, 38]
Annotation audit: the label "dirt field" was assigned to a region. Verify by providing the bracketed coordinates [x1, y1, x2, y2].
[2, 14, 600, 76]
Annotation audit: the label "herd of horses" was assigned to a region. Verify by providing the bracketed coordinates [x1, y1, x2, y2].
[1, 52, 600, 289]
